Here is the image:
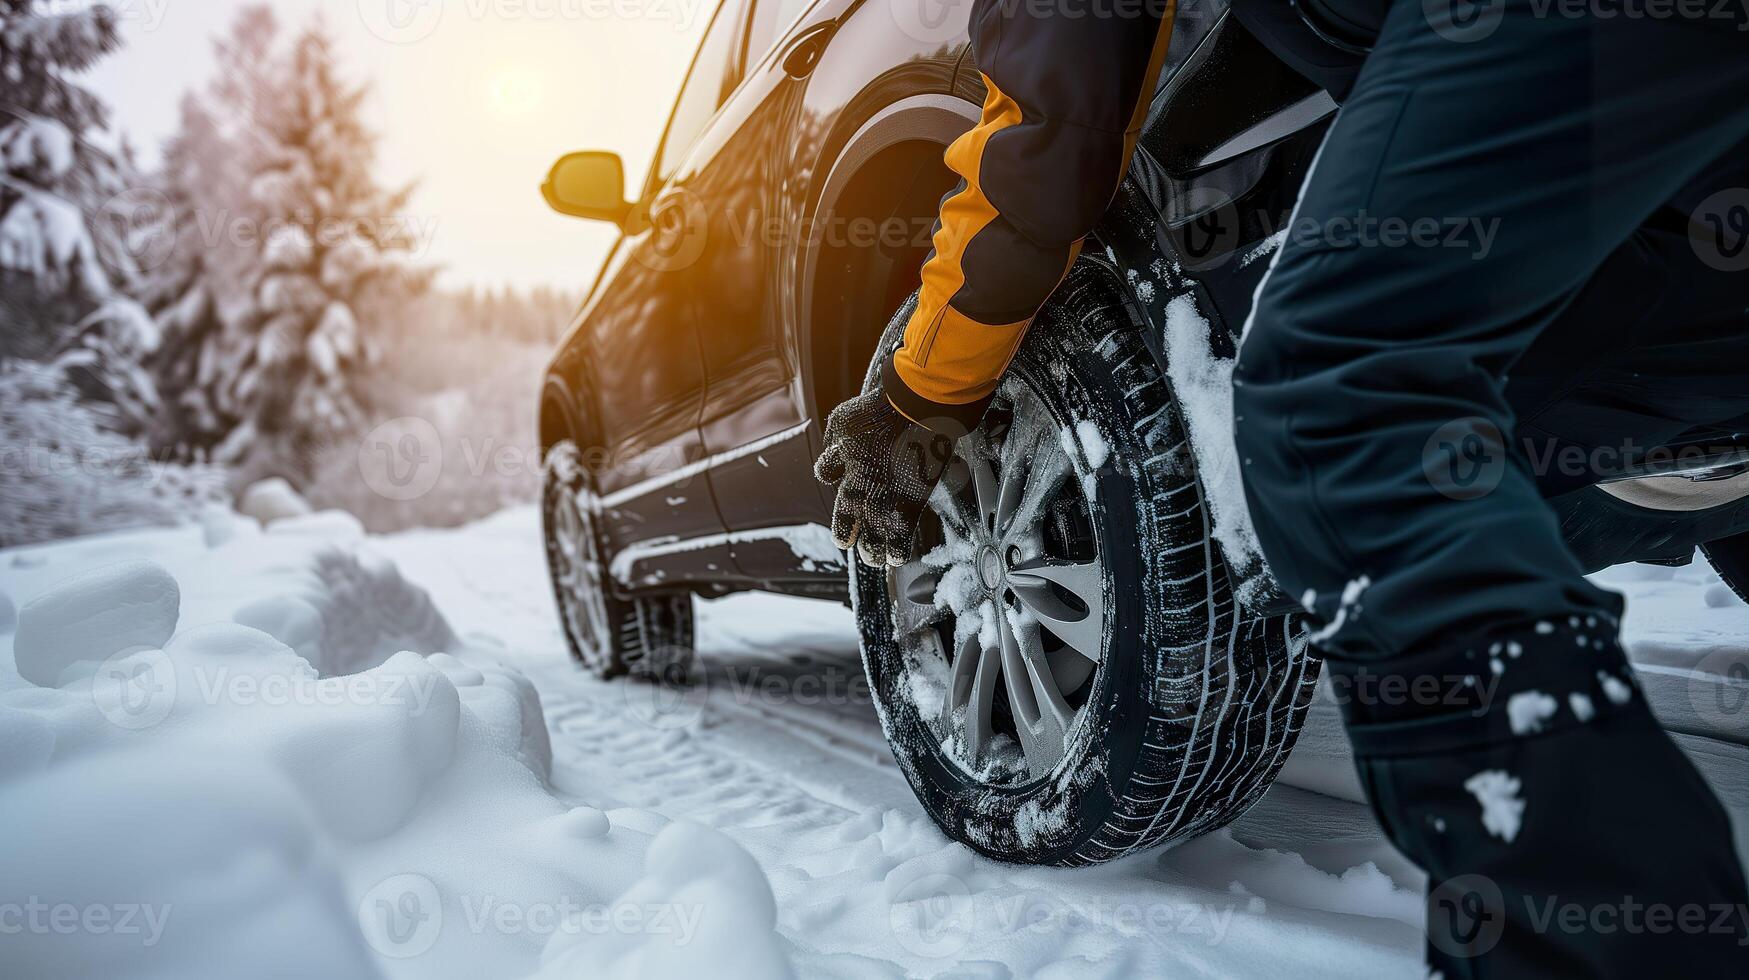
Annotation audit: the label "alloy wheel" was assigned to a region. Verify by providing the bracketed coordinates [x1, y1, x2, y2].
[887, 381, 1107, 784]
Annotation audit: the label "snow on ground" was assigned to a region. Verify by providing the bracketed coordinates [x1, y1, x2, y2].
[1, 506, 1744, 978]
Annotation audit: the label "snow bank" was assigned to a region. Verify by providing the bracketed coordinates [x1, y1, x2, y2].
[13, 559, 180, 686]
[238, 477, 314, 524]
[532, 821, 794, 979]
[0, 515, 793, 980]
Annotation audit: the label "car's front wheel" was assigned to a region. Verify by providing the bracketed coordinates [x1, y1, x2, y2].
[856, 263, 1319, 865]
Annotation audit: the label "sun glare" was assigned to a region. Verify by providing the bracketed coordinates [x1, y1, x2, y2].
[488, 67, 544, 117]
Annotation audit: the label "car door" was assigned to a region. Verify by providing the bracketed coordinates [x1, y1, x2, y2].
[584, 0, 751, 560]
[677, 0, 827, 539]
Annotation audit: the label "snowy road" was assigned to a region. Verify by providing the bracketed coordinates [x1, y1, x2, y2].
[382, 510, 1430, 977]
[379, 508, 1749, 978]
[2, 505, 1744, 978]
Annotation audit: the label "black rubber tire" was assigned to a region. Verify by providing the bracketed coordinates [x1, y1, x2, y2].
[1702, 532, 1749, 608]
[542, 441, 696, 683]
[856, 262, 1319, 866]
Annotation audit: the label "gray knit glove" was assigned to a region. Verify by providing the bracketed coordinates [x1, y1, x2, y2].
[814, 389, 955, 567]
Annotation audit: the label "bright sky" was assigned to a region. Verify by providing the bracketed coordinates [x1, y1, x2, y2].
[85, 0, 716, 290]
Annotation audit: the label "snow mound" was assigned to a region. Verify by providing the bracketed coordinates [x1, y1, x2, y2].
[234, 545, 456, 677]
[13, 559, 180, 686]
[238, 477, 314, 524]
[0, 750, 381, 980]
[533, 821, 794, 980]
[0, 537, 612, 978]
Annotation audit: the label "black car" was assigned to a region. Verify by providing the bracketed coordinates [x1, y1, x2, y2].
[536, 0, 1749, 865]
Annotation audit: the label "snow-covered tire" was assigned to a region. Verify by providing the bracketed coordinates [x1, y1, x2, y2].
[855, 262, 1319, 866]
[542, 441, 695, 683]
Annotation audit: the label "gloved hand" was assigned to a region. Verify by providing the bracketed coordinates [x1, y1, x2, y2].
[814, 388, 955, 567]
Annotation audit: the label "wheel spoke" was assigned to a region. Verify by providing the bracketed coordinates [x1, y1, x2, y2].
[999, 605, 1074, 779]
[994, 426, 1039, 535]
[928, 479, 979, 541]
[1006, 436, 1072, 538]
[891, 563, 948, 636]
[967, 435, 1001, 534]
[1008, 559, 1105, 663]
[948, 602, 1001, 764]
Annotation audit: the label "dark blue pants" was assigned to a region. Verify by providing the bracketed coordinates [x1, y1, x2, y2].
[1234, 1, 1749, 973]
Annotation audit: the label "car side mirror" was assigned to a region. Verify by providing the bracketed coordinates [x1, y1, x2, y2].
[542, 151, 632, 224]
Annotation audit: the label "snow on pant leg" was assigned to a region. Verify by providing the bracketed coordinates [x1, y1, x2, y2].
[1339, 620, 1749, 975]
[1230, 0, 1749, 973]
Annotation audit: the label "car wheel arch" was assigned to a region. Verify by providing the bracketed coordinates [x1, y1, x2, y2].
[795, 93, 978, 427]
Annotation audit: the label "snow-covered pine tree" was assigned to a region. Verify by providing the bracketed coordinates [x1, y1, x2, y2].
[0, 0, 167, 433]
[150, 9, 426, 471]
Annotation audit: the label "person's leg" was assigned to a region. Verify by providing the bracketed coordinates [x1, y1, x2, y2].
[1232, 1, 1749, 973]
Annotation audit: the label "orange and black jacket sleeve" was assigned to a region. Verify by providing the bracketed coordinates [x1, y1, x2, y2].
[883, 0, 1178, 435]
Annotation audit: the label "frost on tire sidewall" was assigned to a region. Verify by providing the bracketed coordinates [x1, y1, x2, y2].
[541, 441, 696, 684]
[855, 263, 1319, 866]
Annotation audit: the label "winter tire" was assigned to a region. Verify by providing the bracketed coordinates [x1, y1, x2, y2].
[542, 440, 696, 683]
[855, 262, 1319, 866]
